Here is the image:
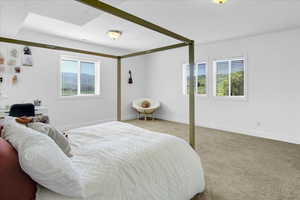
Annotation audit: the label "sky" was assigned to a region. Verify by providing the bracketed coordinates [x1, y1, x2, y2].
[61, 60, 95, 75]
[217, 60, 244, 74]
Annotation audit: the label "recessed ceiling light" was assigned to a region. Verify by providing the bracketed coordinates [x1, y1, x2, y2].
[107, 30, 122, 40]
[213, 0, 228, 4]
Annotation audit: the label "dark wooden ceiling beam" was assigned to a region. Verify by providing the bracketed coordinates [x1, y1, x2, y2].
[0, 37, 118, 59]
[121, 42, 188, 58]
[75, 0, 192, 43]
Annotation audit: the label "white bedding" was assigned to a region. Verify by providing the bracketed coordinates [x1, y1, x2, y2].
[36, 121, 205, 200]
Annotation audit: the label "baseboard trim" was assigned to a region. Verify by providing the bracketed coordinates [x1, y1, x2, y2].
[155, 115, 299, 145]
[122, 114, 137, 121]
[199, 123, 299, 145]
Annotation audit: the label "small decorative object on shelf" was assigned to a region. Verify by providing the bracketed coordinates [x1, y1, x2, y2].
[128, 70, 133, 84]
[34, 99, 42, 106]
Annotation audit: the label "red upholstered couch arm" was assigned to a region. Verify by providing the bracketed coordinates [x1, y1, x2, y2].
[0, 138, 37, 200]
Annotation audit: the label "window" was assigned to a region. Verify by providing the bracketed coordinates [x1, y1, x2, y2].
[60, 57, 100, 97]
[197, 63, 207, 95]
[183, 63, 207, 96]
[213, 58, 245, 97]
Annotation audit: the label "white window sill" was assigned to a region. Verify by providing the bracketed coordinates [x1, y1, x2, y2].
[196, 94, 209, 98]
[183, 94, 209, 98]
[58, 95, 102, 101]
[213, 96, 248, 102]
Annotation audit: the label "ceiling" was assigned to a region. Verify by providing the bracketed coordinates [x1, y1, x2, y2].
[1, 0, 300, 51]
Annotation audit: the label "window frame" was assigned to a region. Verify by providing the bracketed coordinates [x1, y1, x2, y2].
[213, 57, 247, 100]
[59, 56, 101, 99]
[182, 62, 208, 97]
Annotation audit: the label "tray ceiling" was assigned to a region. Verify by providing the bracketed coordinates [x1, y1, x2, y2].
[1, 0, 300, 51]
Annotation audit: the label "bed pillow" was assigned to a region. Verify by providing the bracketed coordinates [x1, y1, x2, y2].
[28, 122, 72, 157]
[0, 116, 15, 128]
[2, 120, 84, 198]
[0, 138, 36, 200]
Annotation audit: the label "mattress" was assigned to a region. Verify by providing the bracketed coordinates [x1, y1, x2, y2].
[36, 121, 205, 200]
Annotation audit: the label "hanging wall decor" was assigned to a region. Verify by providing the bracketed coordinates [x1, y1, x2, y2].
[7, 59, 16, 66]
[14, 67, 21, 73]
[9, 47, 18, 58]
[0, 49, 5, 73]
[128, 70, 133, 84]
[0, 46, 6, 74]
[22, 46, 33, 67]
[0, 53, 4, 65]
[7, 46, 19, 67]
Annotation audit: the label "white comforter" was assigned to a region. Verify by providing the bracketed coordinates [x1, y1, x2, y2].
[36, 122, 205, 200]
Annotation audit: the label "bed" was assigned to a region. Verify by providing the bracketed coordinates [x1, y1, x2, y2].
[36, 121, 205, 200]
[0, 121, 205, 200]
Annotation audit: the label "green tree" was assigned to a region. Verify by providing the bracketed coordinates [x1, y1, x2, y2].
[231, 71, 244, 96]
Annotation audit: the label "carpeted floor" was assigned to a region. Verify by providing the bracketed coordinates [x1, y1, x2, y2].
[125, 119, 300, 200]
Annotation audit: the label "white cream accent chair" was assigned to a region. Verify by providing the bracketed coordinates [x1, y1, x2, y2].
[132, 98, 160, 120]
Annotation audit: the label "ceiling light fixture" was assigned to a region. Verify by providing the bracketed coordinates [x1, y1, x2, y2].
[107, 30, 122, 40]
[213, 0, 228, 4]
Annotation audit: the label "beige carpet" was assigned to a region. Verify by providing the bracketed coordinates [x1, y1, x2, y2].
[125, 119, 300, 200]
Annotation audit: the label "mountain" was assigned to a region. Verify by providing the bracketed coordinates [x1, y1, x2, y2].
[62, 72, 95, 92]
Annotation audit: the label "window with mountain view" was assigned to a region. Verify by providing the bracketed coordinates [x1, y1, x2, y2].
[183, 63, 207, 96]
[214, 58, 245, 97]
[197, 63, 207, 95]
[61, 57, 99, 97]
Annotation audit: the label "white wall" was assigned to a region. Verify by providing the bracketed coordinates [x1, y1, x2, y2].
[121, 56, 147, 120]
[144, 28, 300, 144]
[0, 31, 146, 129]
